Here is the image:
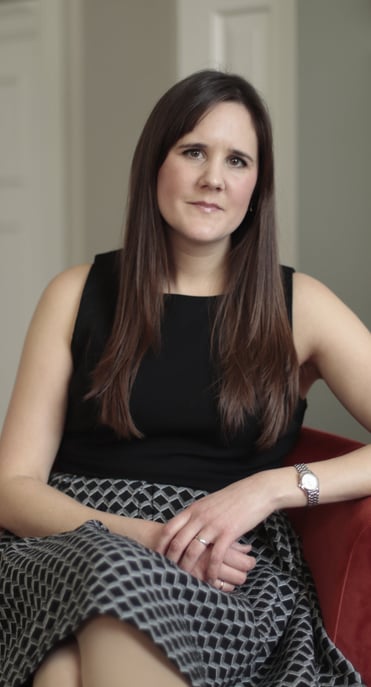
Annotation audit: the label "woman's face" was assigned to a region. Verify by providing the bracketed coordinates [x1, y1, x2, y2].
[157, 101, 258, 253]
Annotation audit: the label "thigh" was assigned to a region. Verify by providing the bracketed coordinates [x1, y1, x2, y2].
[33, 639, 81, 687]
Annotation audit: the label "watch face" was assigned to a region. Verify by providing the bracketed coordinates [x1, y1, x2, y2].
[302, 473, 318, 490]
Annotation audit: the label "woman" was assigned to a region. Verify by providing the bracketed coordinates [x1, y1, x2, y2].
[0, 70, 370, 687]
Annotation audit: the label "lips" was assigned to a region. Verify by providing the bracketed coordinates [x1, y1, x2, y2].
[189, 201, 223, 212]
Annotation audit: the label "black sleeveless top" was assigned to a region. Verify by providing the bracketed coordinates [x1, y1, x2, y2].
[53, 251, 307, 492]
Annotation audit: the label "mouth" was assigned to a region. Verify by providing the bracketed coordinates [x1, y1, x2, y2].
[188, 201, 223, 212]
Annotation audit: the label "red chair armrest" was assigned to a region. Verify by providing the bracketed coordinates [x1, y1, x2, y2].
[285, 427, 371, 684]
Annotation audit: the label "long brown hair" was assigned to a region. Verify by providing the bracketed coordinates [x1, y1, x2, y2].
[90, 69, 299, 449]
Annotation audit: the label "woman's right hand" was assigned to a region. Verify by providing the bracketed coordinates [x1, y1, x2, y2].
[129, 517, 255, 592]
[188, 540, 256, 592]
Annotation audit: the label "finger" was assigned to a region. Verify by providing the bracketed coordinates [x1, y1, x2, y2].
[177, 533, 214, 572]
[216, 561, 251, 587]
[222, 547, 256, 573]
[230, 541, 252, 553]
[163, 519, 210, 566]
[156, 512, 192, 555]
[193, 535, 210, 548]
[210, 578, 234, 593]
[206, 535, 232, 583]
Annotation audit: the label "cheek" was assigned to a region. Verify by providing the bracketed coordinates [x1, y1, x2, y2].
[233, 178, 257, 214]
[157, 163, 179, 214]
[157, 168, 172, 217]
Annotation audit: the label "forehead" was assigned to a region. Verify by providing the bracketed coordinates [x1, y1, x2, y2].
[178, 101, 258, 151]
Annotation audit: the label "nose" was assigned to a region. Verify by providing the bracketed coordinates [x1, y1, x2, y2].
[199, 159, 225, 190]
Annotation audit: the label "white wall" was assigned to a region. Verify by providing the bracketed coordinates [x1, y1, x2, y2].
[298, 0, 371, 442]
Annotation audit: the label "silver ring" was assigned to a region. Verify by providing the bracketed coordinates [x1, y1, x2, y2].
[219, 579, 225, 591]
[194, 536, 209, 547]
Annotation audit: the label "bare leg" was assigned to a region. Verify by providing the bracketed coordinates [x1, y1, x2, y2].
[33, 639, 81, 687]
[77, 615, 190, 687]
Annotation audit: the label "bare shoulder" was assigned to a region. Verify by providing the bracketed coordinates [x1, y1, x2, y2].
[293, 272, 371, 430]
[293, 270, 371, 371]
[41, 263, 91, 306]
[0, 263, 93, 480]
[33, 263, 92, 343]
[293, 271, 339, 308]
[292, 271, 368, 330]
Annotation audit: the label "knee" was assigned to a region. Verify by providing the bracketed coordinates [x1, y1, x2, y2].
[77, 613, 121, 636]
[33, 640, 81, 687]
[76, 613, 125, 648]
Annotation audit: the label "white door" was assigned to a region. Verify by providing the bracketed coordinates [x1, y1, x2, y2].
[176, 0, 298, 266]
[0, 0, 67, 426]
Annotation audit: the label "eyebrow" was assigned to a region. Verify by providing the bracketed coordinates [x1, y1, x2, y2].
[176, 142, 255, 164]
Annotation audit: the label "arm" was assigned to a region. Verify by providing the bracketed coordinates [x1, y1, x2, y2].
[289, 272, 371, 502]
[157, 273, 371, 579]
[0, 266, 158, 547]
[0, 269, 252, 588]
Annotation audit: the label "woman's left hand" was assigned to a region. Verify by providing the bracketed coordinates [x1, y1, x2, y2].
[156, 471, 276, 584]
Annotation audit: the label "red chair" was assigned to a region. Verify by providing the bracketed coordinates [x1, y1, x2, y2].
[285, 427, 371, 685]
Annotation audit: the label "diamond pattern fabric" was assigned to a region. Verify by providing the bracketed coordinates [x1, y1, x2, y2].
[0, 475, 365, 686]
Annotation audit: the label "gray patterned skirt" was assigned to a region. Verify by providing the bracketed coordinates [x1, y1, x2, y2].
[0, 474, 365, 687]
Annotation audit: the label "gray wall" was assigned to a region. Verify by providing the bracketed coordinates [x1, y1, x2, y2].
[298, 0, 371, 442]
[82, 0, 177, 259]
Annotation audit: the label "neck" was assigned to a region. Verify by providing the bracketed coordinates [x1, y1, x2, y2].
[167, 237, 230, 296]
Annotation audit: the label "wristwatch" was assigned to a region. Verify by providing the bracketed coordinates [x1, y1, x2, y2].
[294, 463, 319, 507]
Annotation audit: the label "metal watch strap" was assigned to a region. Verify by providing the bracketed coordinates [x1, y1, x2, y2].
[294, 463, 320, 507]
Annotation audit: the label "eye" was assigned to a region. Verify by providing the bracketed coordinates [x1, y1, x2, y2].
[182, 148, 204, 161]
[228, 156, 247, 168]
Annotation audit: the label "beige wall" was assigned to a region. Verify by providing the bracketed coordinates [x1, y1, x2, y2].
[81, 0, 177, 259]
[298, 0, 371, 442]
